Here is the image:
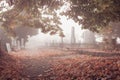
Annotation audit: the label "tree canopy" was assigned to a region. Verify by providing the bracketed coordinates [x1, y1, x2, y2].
[0, 0, 64, 36]
[0, 0, 120, 36]
[65, 0, 120, 32]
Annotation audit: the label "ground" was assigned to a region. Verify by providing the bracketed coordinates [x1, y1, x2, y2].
[0, 48, 120, 80]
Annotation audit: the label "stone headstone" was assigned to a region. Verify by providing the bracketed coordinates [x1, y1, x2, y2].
[6, 43, 11, 52]
[11, 37, 17, 47]
[21, 38, 24, 49]
[71, 27, 76, 45]
[17, 40, 21, 50]
[82, 29, 96, 44]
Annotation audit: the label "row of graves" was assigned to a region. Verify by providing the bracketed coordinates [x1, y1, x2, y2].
[48, 29, 119, 51]
[44, 29, 97, 50]
[6, 37, 25, 52]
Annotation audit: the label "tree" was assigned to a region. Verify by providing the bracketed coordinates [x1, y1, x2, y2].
[100, 22, 120, 50]
[0, 29, 11, 51]
[63, 0, 120, 32]
[109, 22, 120, 38]
[14, 26, 38, 43]
[62, 0, 119, 50]
[0, 0, 120, 34]
[0, 0, 64, 37]
[0, 0, 67, 51]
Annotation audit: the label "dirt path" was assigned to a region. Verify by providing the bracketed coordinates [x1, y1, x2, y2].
[21, 57, 52, 79]
[13, 49, 74, 79]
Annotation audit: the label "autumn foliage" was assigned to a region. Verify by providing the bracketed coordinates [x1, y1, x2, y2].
[0, 49, 119, 80]
[0, 48, 23, 79]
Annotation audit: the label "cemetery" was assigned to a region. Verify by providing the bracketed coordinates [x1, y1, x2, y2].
[0, 0, 120, 80]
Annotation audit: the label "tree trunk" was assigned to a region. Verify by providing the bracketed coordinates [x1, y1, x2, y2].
[0, 47, 7, 57]
[103, 37, 117, 50]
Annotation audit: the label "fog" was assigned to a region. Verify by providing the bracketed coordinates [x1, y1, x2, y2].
[26, 16, 83, 49]
[25, 16, 120, 49]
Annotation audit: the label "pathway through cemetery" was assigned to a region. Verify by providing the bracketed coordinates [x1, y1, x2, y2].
[21, 56, 51, 79]
[12, 49, 73, 79]
[11, 48, 120, 79]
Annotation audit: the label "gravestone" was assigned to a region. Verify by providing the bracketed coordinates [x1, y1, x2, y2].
[17, 40, 21, 50]
[6, 43, 11, 52]
[82, 29, 96, 44]
[11, 37, 17, 47]
[82, 29, 96, 48]
[71, 27, 76, 45]
[21, 38, 25, 49]
[60, 37, 64, 48]
[11, 37, 18, 51]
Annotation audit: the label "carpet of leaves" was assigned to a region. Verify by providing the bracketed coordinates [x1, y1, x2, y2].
[0, 48, 120, 80]
[43, 57, 120, 80]
[0, 49, 26, 80]
[38, 49, 120, 80]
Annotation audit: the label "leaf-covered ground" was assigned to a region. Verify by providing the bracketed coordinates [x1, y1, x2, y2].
[0, 48, 120, 80]
[0, 49, 24, 80]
